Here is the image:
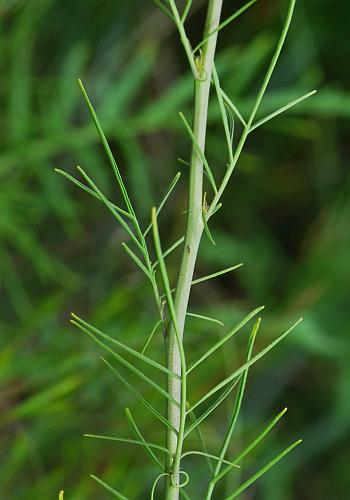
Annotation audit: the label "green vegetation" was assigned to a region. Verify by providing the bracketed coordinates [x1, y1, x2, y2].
[1, 0, 349, 499]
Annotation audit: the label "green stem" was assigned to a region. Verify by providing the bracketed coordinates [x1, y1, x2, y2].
[165, 1, 223, 499]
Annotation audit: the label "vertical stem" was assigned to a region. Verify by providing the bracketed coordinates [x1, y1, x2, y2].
[165, 1, 223, 499]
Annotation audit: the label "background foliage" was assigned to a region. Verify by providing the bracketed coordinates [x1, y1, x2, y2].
[1, 0, 349, 498]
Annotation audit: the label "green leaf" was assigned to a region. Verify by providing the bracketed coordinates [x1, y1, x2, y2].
[193, 0, 258, 53]
[71, 319, 180, 407]
[78, 79, 135, 215]
[190, 318, 302, 411]
[71, 313, 179, 380]
[90, 474, 129, 499]
[212, 65, 235, 164]
[85, 433, 171, 456]
[125, 408, 165, 470]
[181, 450, 240, 469]
[211, 319, 261, 483]
[185, 378, 241, 436]
[187, 312, 224, 327]
[54, 168, 132, 219]
[215, 407, 288, 483]
[122, 242, 153, 280]
[192, 263, 243, 285]
[249, 89, 317, 132]
[142, 320, 163, 354]
[224, 439, 302, 499]
[179, 112, 217, 193]
[101, 357, 177, 434]
[187, 306, 265, 374]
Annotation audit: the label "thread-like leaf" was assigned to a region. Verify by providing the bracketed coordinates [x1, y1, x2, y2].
[187, 306, 265, 374]
[78, 79, 135, 215]
[71, 319, 180, 407]
[192, 263, 243, 285]
[151, 473, 170, 500]
[185, 378, 241, 436]
[85, 433, 171, 455]
[224, 439, 302, 499]
[90, 474, 129, 499]
[220, 89, 246, 127]
[249, 89, 317, 132]
[214, 407, 288, 483]
[153, 0, 175, 21]
[122, 242, 153, 280]
[181, 0, 192, 22]
[54, 169, 133, 219]
[187, 312, 224, 327]
[125, 408, 164, 470]
[142, 320, 163, 354]
[190, 318, 303, 411]
[179, 112, 217, 193]
[71, 313, 180, 380]
[75, 165, 142, 251]
[212, 65, 234, 164]
[211, 319, 261, 483]
[101, 357, 177, 434]
[193, 0, 258, 53]
[143, 172, 181, 237]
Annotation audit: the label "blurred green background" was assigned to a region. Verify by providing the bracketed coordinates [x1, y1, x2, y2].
[1, 0, 349, 498]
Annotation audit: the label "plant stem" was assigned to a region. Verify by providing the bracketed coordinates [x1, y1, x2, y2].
[165, 1, 223, 499]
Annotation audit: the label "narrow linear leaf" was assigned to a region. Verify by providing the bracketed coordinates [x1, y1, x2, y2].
[85, 433, 171, 455]
[202, 205, 216, 245]
[125, 408, 164, 470]
[224, 439, 302, 499]
[221, 89, 246, 127]
[101, 357, 177, 434]
[75, 166, 142, 252]
[192, 263, 243, 286]
[71, 313, 180, 380]
[187, 312, 224, 327]
[212, 66, 234, 164]
[249, 89, 317, 132]
[179, 112, 217, 193]
[90, 474, 129, 500]
[71, 319, 180, 407]
[152, 236, 185, 270]
[185, 378, 241, 436]
[211, 319, 261, 482]
[143, 172, 181, 237]
[54, 169, 132, 219]
[187, 401, 214, 472]
[193, 0, 258, 53]
[122, 242, 153, 280]
[142, 320, 163, 354]
[215, 407, 288, 483]
[190, 318, 303, 411]
[188, 306, 265, 374]
[78, 79, 134, 215]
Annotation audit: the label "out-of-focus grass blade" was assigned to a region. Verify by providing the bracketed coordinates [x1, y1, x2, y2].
[90, 474, 129, 499]
[187, 306, 265, 374]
